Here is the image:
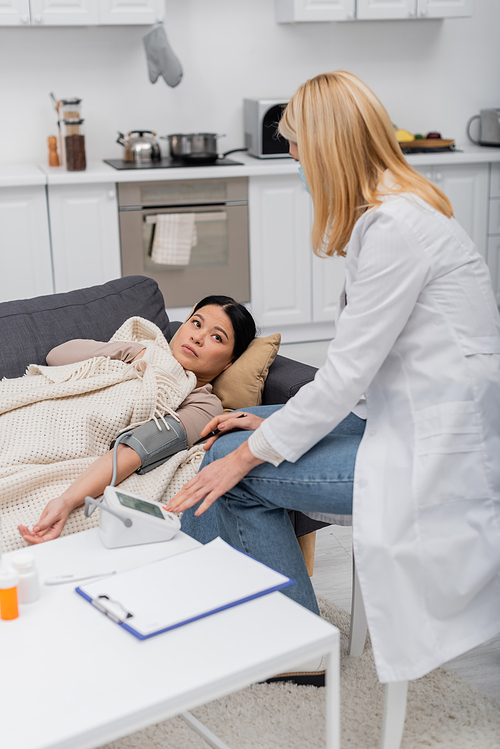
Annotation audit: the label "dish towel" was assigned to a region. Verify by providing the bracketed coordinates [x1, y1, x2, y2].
[149, 213, 197, 266]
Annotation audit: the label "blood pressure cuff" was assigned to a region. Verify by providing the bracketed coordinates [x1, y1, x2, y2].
[116, 416, 188, 475]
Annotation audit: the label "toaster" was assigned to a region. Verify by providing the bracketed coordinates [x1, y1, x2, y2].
[243, 99, 291, 158]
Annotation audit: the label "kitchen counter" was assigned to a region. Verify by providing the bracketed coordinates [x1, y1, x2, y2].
[1, 145, 500, 188]
[0, 163, 46, 188]
[28, 144, 500, 185]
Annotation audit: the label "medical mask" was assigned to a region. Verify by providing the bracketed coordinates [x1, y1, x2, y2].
[298, 164, 310, 194]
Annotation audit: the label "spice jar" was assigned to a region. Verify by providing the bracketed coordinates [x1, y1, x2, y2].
[63, 118, 86, 171]
[59, 97, 82, 121]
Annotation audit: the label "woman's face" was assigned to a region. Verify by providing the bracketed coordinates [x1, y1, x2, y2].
[289, 141, 300, 161]
[171, 305, 235, 387]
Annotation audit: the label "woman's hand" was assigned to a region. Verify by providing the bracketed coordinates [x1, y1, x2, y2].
[200, 411, 265, 450]
[18, 497, 74, 545]
[167, 439, 263, 516]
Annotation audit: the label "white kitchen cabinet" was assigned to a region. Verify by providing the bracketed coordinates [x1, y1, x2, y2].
[0, 0, 30, 25]
[0, 184, 53, 302]
[47, 183, 121, 294]
[413, 163, 488, 257]
[420, 0, 473, 18]
[0, 0, 162, 25]
[275, 0, 355, 22]
[276, 0, 472, 20]
[29, 0, 98, 26]
[249, 174, 345, 329]
[486, 164, 500, 305]
[98, 0, 163, 25]
[357, 0, 472, 19]
[249, 175, 312, 328]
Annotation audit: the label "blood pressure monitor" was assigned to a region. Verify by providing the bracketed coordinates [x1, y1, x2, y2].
[89, 487, 181, 549]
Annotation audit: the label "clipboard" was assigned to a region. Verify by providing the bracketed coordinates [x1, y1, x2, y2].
[76, 538, 295, 640]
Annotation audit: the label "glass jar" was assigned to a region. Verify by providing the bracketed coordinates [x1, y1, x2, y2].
[63, 118, 87, 171]
[59, 97, 82, 121]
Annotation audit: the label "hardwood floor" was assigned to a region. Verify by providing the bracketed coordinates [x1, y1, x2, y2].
[312, 525, 500, 704]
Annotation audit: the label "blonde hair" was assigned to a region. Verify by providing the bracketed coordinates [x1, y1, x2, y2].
[279, 71, 453, 258]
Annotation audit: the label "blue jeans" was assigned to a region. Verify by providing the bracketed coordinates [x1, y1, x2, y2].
[181, 406, 365, 615]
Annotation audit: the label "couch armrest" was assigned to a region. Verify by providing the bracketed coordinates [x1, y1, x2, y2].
[262, 354, 317, 405]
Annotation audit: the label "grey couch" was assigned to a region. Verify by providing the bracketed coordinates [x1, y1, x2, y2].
[0, 275, 326, 538]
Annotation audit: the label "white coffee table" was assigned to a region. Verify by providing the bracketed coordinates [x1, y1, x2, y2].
[0, 529, 340, 749]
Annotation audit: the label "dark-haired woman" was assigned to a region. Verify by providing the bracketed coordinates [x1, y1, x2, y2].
[18, 295, 256, 545]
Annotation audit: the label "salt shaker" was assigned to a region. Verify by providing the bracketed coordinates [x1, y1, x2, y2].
[0, 567, 19, 620]
[11, 553, 40, 604]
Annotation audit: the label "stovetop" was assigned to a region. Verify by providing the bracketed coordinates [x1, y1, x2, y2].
[104, 156, 244, 170]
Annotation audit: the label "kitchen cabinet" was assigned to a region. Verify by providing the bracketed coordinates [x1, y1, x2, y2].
[275, 0, 472, 21]
[47, 183, 121, 294]
[0, 0, 162, 26]
[413, 163, 488, 257]
[356, 0, 473, 19]
[486, 164, 500, 305]
[0, 184, 53, 302]
[249, 162, 490, 333]
[275, 0, 355, 23]
[249, 174, 345, 328]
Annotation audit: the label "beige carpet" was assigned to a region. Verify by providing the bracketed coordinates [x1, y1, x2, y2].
[100, 598, 500, 749]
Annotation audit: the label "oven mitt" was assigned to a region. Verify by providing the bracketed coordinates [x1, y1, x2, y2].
[143, 23, 183, 88]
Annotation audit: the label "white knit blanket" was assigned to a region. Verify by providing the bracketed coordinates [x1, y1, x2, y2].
[0, 317, 205, 553]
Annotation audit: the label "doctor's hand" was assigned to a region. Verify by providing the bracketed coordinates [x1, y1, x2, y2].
[199, 411, 265, 450]
[167, 440, 264, 516]
[18, 496, 74, 545]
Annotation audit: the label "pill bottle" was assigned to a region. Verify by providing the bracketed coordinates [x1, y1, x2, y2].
[0, 567, 19, 620]
[11, 553, 40, 604]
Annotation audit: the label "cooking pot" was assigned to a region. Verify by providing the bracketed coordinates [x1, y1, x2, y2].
[162, 133, 247, 163]
[116, 130, 162, 163]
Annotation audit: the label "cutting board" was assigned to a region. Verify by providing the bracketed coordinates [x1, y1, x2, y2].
[399, 138, 455, 153]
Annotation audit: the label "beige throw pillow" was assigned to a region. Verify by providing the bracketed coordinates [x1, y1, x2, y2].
[211, 333, 281, 411]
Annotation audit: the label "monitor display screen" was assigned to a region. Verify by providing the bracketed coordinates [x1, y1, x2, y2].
[116, 492, 164, 519]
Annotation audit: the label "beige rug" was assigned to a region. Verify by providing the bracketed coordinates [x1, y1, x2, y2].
[100, 598, 500, 749]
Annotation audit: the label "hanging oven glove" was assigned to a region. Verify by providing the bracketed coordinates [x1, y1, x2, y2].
[143, 22, 183, 88]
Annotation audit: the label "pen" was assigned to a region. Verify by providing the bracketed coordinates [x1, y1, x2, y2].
[193, 412, 247, 445]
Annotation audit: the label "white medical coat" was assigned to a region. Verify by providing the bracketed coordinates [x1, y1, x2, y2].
[261, 193, 500, 683]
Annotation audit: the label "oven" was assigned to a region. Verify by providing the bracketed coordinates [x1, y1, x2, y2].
[118, 177, 250, 308]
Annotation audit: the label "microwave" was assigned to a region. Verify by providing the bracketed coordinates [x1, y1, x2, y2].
[243, 99, 290, 159]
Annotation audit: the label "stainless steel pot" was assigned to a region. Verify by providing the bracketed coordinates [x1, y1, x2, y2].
[116, 130, 162, 163]
[162, 133, 247, 163]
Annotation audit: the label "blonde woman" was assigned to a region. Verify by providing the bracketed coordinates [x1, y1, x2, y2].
[169, 72, 500, 685]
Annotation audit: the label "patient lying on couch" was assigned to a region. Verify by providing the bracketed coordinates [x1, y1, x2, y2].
[14, 295, 257, 547]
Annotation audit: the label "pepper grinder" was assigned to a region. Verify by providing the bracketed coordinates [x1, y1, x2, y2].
[47, 135, 60, 167]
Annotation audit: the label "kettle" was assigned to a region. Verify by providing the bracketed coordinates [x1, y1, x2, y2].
[116, 130, 162, 162]
[466, 109, 500, 147]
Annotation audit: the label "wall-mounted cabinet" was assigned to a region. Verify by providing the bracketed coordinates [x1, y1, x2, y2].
[275, 0, 472, 21]
[0, 0, 163, 26]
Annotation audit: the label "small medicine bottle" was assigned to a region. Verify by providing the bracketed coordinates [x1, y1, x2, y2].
[11, 553, 40, 604]
[0, 567, 19, 621]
